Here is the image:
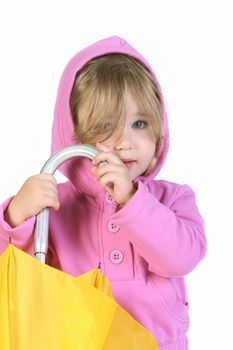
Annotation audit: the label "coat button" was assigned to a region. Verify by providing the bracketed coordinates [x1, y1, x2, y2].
[105, 193, 113, 203]
[107, 221, 120, 233]
[109, 250, 124, 264]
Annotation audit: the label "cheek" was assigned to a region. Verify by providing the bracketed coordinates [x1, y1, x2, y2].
[143, 140, 156, 165]
[141, 137, 156, 155]
[100, 132, 120, 149]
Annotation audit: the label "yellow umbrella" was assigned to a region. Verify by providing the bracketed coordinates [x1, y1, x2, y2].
[0, 145, 158, 350]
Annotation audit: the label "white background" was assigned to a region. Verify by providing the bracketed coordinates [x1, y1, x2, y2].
[0, 1, 232, 348]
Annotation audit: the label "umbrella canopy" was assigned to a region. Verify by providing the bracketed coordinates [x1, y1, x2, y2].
[0, 244, 158, 349]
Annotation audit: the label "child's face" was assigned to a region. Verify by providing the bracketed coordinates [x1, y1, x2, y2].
[100, 90, 157, 179]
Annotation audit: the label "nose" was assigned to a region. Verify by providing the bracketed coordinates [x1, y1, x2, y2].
[114, 129, 132, 151]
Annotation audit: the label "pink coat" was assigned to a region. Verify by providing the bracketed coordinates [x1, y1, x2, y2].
[0, 36, 206, 349]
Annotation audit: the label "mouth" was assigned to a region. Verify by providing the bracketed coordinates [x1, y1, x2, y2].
[122, 159, 136, 169]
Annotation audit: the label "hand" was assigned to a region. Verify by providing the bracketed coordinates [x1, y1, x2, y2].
[4, 174, 59, 227]
[91, 143, 136, 205]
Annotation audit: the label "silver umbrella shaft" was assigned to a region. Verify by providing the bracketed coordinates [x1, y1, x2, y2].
[34, 145, 99, 263]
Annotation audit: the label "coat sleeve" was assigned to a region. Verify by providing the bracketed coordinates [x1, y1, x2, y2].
[112, 181, 207, 277]
[0, 197, 36, 255]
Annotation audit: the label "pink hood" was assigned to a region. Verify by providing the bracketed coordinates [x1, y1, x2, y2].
[51, 36, 169, 195]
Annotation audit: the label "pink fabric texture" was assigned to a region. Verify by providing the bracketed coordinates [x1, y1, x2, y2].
[0, 36, 206, 349]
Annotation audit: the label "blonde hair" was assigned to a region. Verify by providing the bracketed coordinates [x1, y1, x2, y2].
[70, 53, 163, 148]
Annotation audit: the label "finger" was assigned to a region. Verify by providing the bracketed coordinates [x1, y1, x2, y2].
[92, 163, 124, 180]
[38, 174, 57, 185]
[97, 171, 121, 189]
[40, 185, 58, 198]
[93, 151, 122, 166]
[96, 142, 109, 152]
[28, 175, 57, 190]
[42, 194, 60, 210]
[96, 160, 109, 169]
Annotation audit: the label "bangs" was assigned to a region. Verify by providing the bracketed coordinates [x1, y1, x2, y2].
[70, 53, 163, 146]
[75, 75, 127, 145]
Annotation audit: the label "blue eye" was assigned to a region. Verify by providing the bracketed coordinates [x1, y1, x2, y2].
[132, 120, 147, 129]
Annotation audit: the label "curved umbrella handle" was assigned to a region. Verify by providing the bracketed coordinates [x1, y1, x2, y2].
[34, 144, 100, 263]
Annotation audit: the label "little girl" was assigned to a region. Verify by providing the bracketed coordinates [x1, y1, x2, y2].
[0, 36, 206, 349]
